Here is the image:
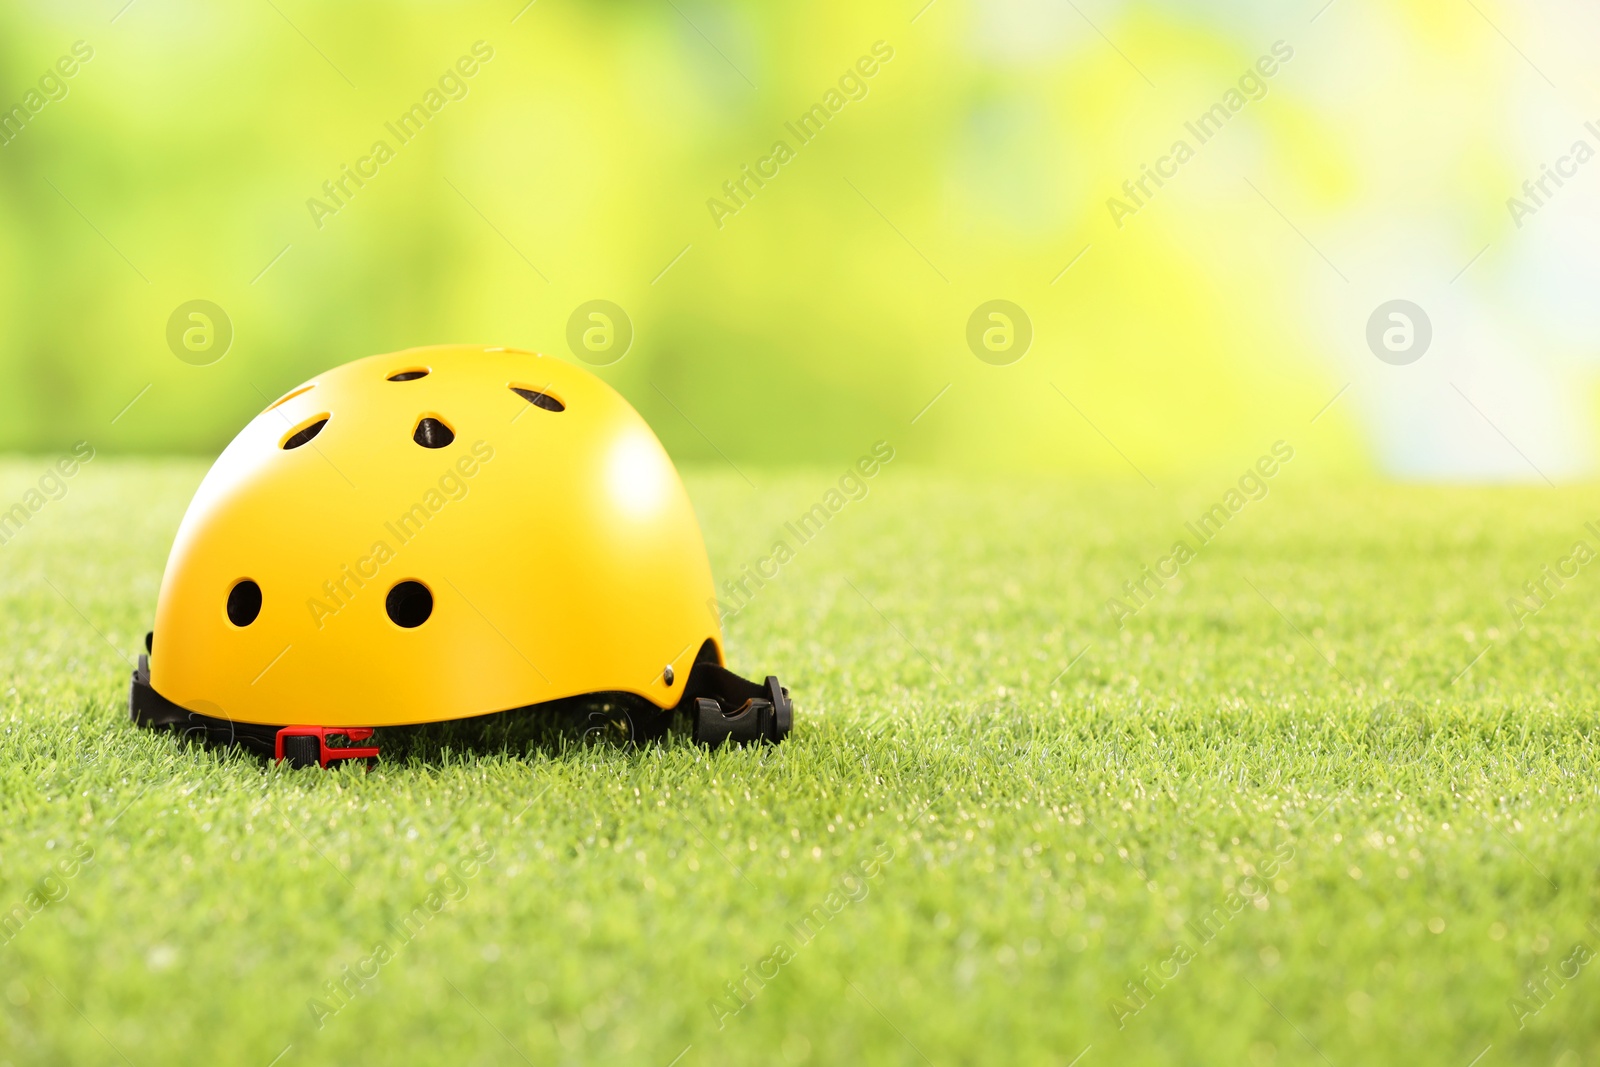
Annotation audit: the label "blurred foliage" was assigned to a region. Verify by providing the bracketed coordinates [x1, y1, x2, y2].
[0, 0, 1584, 476]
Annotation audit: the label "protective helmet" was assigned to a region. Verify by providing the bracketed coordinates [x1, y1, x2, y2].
[130, 344, 791, 766]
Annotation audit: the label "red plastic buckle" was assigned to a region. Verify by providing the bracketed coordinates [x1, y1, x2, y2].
[274, 726, 380, 767]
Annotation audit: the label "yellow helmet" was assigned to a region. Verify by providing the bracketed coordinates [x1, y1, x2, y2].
[130, 344, 791, 766]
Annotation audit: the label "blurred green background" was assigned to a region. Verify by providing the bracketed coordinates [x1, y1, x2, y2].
[0, 0, 1594, 478]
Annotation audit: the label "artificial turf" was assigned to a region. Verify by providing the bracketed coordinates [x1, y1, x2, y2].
[1, 457, 1596, 1066]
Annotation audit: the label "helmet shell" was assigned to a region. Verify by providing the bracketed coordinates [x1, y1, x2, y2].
[149, 345, 721, 727]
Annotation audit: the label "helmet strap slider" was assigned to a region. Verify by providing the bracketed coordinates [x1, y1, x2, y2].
[273, 726, 380, 769]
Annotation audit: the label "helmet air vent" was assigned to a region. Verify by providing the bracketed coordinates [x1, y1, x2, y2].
[413, 417, 455, 448]
[264, 384, 314, 411]
[227, 580, 262, 626]
[510, 386, 565, 412]
[281, 416, 329, 450]
[386, 581, 433, 627]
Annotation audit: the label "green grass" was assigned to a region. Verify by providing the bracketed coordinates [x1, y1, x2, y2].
[2, 457, 1597, 1066]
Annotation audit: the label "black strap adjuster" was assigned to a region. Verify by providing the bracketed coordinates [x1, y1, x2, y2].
[680, 666, 792, 747]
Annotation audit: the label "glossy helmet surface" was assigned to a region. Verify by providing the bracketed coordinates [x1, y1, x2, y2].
[139, 345, 761, 734]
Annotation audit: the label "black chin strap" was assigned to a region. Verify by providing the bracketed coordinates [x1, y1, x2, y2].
[129, 654, 279, 755]
[131, 652, 793, 754]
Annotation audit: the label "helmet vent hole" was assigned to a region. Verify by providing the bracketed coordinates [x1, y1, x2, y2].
[413, 417, 455, 448]
[281, 417, 328, 450]
[227, 580, 262, 626]
[510, 386, 565, 412]
[386, 581, 433, 628]
[265, 384, 314, 412]
[388, 368, 429, 382]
